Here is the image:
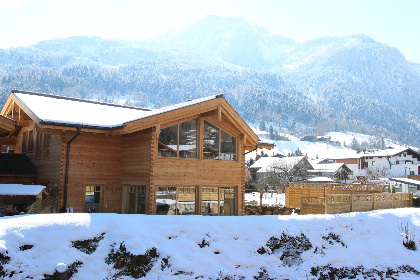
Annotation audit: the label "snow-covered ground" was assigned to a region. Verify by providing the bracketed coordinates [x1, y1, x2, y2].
[1, 209, 420, 279]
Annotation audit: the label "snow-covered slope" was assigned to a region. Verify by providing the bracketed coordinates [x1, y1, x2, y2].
[1, 210, 420, 279]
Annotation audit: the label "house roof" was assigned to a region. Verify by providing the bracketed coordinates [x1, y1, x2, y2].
[310, 163, 346, 173]
[0, 153, 36, 175]
[388, 178, 420, 187]
[12, 90, 219, 129]
[362, 147, 411, 158]
[251, 156, 305, 173]
[0, 184, 45, 196]
[0, 90, 260, 149]
[307, 177, 335, 182]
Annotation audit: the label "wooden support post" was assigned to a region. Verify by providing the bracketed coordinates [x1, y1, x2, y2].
[217, 105, 221, 122]
[373, 194, 376, 210]
[36, 197, 42, 213]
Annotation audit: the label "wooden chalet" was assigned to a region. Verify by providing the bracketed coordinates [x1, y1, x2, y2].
[0, 90, 261, 215]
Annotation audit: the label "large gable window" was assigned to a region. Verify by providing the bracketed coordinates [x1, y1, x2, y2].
[158, 119, 197, 158]
[203, 121, 236, 161]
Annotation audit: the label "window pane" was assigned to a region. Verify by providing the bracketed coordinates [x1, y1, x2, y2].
[85, 185, 101, 212]
[126, 185, 146, 214]
[203, 121, 219, 160]
[28, 131, 34, 152]
[156, 187, 176, 215]
[177, 187, 196, 215]
[179, 120, 197, 158]
[158, 125, 178, 157]
[221, 131, 236, 161]
[220, 187, 236, 216]
[202, 187, 219, 216]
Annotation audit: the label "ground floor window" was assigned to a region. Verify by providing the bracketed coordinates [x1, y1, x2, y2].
[156, 187, 196, 215]
[202, 187, 236, 216]
[85, 185, 101, 212]
[124, 185, 146, 214]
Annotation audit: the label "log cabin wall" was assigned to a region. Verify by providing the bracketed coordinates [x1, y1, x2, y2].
[65, 131, 123, 213]
[14, 126, 62, 195]
[121, 128, 152, 213]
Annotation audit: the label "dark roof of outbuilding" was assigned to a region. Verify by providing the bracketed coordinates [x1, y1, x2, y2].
[0, 153, 36, 175]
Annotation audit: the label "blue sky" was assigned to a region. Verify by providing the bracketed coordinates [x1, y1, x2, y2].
[1, 0, 419, 62]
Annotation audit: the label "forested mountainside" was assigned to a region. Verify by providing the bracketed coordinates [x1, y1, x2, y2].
[0, 16, 419, 146]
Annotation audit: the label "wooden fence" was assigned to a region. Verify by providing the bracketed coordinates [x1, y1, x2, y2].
[286, 182, 384, 208]
[300, 193, 413, 215]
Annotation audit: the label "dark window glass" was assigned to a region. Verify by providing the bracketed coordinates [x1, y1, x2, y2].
[179, 119, 197, 158]
[203, 121, 220, 159]
[221, 130, 236, 161]
[203, 121, 236, 161]
[158, 124, 178, 157]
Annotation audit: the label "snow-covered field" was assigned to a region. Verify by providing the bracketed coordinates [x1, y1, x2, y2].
[249, 130, 406, 161]
[1, 209, 420, 279]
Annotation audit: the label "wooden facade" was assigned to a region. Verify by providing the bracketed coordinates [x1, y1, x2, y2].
[0, 90, 259, 215]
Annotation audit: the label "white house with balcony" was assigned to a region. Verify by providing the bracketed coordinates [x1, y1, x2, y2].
[361, 147, 420, 178]
[327, 147, 420, 179]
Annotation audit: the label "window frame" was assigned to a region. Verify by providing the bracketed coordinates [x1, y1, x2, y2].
[44, 135, 51, 158]
[156, 186, 197, 215]
[28, 130, 34, 153]
[22, 131, 28, 153]
[84, 184, 103, 213]
[201, 186, 237, 216]
[158, 118, 198, 159]
[203, 120, 237, 161]
[36, 133, 43, 159]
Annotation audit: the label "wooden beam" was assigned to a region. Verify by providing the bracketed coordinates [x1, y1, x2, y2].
[218, 105, 221, 122]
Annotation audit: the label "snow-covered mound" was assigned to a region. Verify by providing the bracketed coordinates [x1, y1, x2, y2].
[1, 209, 420, 279]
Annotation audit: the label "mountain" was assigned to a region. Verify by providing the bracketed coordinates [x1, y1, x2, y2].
[0, 16, 419, 146]
[147, 16, 295, 70]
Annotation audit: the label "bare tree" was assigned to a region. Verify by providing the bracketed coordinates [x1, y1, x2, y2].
[366, 165, 390, 180]
[256, 157, 311, 194]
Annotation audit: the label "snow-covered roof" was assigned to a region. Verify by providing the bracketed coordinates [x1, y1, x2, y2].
[13, 91, 221, 129]
[251, 156, 305, 173]
[310, 163, 345, 173]
[389, 178, 420, 186]
[363, 147, 410, 158]
[0, 184, 46, 196]
[307, 177, 335, 182]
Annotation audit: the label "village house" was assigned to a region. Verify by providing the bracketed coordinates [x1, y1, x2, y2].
[0, 90, 264, 215]
[249, 156, 313, 189]
[327, 147, 420, 179]
[308, 162, 353, 181]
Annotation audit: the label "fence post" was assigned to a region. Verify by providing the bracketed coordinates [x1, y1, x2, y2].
[300, 196, 304, 214]
[325, 195, 328, 214]
[410, 193, 413, 207]
[350, 194, 353, 212]
[373, 194, 376, 210]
